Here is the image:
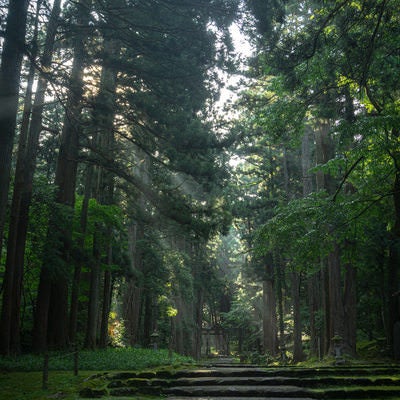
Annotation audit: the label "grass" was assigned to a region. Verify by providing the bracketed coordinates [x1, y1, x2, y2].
[0, 347, 193, 371]
[0, 371, 164, 400]
[0, 348, 193, 399]
[0, 371, 92, 400]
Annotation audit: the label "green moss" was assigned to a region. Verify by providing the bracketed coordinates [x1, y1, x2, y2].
[0, 371, 93, 400]
[79, 375, 110, 398]
[310, 385, 400, 399]
[0, 348, 194, 372]
[126, 377, 151, 387]
[79, 387, 108, 398]
[0, 371, 168, 400]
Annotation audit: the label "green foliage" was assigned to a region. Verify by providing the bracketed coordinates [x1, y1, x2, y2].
[229, 0, 400, 361]
[0, 348, 193, 372]
[163, 250, 193, 301]
[245, 0, 286, 38]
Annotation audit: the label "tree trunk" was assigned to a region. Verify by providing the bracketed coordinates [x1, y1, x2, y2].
[302, 125, 320, 358]
[314, 120, 335, 193]
[47, 278, 69, 348]
[327, 243, 345, 354]
[123, 221, 144, 346]
[307, 272, 320, 358]
[84, 231, 101, 349]
[69, 165, 93, 343]
[314, 120, 346, 357]
[193, 286, 204, 359]
[190, 241, 206, 360]
[302, 126, 313, 196]
[32, 268, 52, 352]
[388, 171, 400, 359]
[0, 0, 61, 356]
[143, 292, 153, 347]
[343, 260, 357, 355]
[0, 0, 40, 355]
[0, 0, 29, 254]
[33, 0, 92, 351]
[322, 263, 330, 356]
[172, 296, 185, 354]
[276, 262, 286, 360]
[263, 263, 278, 357]
[83, 34, 120, 349]
[123, 279, 142, 346]
[99, 267, 113, 348]
[292, 271, 305, 362]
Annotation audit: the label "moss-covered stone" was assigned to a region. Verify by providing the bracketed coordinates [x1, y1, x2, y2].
[156, 369, 175, 379]
[126, 377, 152, 387]
[79, 386, 108, 398]
[108, 386, 138, 396]
[79, 375, 110, 398]
[136, 371, 157, 379]
[106, 379, 126, 388]
[105, 371, 136, 380]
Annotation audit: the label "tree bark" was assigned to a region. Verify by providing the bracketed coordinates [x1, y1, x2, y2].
[0, 0, 41, 355]
[83, 33, 120, 349]
[0, 0, 61, 356]
[84, 231, 101, 349]
[99, 265, 113, 348]
[143, 292, 153, 347]
[32, 267, 52, 352]
[343, 260, 357, 355]
[33, 0, 92, 351]
[263, 263, 278, 357]
[193, 286, 204, 359]
[191, 241, 206, 359]
[302, 126, 313, 196]
[388, 171, 400, 359]
[0, 0, 29, 255]
[123, 221, 144, 346]
[314, 120, 349, 357]
[308, 272, 321, 358]
[302, 125, 320, 358]
[276, 262, 286, 360]
[291, 271, 305, 362]
[327, 243, 345, 354]
[69, 165, 93, 343]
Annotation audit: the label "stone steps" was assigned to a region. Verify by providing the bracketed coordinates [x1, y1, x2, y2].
[162, 365, 400, 399]
[168, 398, 315, 400]
[164, 384, 313, 398]
[80, 363, 400, 399]
[166, 366, 400, 378]
[171, 375, 400, 387]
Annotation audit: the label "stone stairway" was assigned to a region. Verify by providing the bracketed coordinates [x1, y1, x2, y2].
[163, 363, 400, 399]
[164, 365, 314, 399]
[80, 362, 400, 399]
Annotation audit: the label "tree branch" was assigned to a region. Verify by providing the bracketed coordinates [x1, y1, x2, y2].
[332, 156, 364, 202]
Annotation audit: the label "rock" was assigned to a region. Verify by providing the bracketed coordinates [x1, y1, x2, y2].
[79, 387, 108, 398]
[108, 387, 138, 396]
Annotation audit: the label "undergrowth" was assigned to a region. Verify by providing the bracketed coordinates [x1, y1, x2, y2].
[0, 347, 194, 372]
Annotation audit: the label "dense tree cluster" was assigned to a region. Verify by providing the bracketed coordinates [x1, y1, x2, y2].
[229, 0, 400, 361]
[0, 0, 238, 356]
[1, 0, 399, 363]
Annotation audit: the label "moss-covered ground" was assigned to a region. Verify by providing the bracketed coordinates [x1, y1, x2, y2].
[0, 348, 192, 399]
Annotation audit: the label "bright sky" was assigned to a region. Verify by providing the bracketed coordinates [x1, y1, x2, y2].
[217, 23, 254, 108]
